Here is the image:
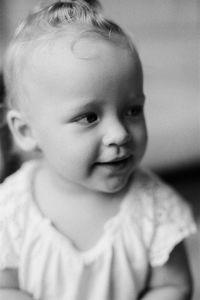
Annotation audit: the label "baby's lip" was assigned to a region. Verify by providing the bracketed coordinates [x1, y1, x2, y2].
[97, 154, 132, 164]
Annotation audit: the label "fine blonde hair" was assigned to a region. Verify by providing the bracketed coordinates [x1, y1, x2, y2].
[3, 0, 141, 109]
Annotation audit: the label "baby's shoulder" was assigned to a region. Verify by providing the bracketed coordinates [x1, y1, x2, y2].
[125, 167, 192, 221]
[122, 168, 196, 267]
[0, 161, 35, 221]
[126, 168, 196, 267]
[0, 162, 35, 269]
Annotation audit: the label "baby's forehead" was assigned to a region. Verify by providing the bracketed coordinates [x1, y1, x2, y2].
[20, 33, 143, 115]
[21, 35, 142, 110]
[25, 32, 141, 78]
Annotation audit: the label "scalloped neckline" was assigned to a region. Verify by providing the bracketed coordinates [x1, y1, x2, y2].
[23, 160, 133, 262]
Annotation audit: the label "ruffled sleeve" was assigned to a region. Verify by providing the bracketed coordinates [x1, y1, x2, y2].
[145, 173, 197, 267]
[0, 171, 27, 269]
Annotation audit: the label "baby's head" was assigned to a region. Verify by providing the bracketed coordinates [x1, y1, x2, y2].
[4, 0, 139, 110]
[3, 0, 147, 193]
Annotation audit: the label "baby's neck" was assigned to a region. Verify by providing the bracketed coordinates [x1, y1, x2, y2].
[32, 163, 127, 251]
[36, 161, 126, 202]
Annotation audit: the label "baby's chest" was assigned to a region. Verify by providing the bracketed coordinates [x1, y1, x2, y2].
[44, 197, 123, 253]
[56, 215, 108, 252]
[20, 221, 149, 300]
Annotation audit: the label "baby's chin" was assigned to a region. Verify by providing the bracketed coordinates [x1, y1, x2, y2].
[97, 172, 134, 195]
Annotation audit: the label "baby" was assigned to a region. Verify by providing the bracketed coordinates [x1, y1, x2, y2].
[1, 0, 196, 299]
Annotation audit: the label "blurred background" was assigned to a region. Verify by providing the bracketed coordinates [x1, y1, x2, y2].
[0, 0, 200, 299]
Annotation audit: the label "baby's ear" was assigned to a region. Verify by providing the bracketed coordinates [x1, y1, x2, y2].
[7, 110, 38, 152]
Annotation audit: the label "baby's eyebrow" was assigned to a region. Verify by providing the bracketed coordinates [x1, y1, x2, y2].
[129, 94, 146, 103]
[65, 99, 101, 113]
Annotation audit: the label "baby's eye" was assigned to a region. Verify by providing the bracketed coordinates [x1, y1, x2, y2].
[75, 112, 99, 125]
[126, 105, 144, 118]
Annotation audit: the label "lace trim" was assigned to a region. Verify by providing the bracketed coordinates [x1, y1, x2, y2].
[122, 168, 197, 266]
[0, 162, 35, 269]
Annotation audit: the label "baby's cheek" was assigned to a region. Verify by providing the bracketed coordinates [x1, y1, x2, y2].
[133, 122, 147, 144]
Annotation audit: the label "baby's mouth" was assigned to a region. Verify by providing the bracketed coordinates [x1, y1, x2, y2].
[95, 155, 133, 171]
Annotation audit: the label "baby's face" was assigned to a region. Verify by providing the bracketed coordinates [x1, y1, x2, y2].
[24, 36, 147, 194]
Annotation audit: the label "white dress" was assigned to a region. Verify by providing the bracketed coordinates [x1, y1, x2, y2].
[0, 161, 196, 300]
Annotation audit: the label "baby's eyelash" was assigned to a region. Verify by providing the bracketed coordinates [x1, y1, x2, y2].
[126, 105, 144, 117]
[73, 112, 99, 125]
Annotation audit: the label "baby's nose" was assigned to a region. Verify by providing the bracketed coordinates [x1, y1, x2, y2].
[102, 121, 131, 147]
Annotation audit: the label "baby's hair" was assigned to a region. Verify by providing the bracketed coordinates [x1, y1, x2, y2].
[3, 0, 141, 109]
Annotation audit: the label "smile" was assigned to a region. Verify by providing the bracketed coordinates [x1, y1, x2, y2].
[95, 155, 133, 172]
